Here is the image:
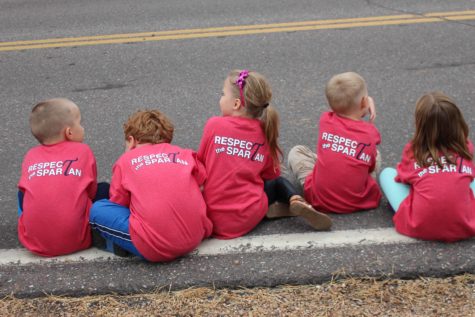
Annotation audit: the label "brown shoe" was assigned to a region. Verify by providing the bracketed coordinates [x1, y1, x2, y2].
[289, 195, 332, 230]
[266, 202, 295, 218]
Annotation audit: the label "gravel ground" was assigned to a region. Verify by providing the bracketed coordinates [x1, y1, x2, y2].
[1, 274, 474, 316]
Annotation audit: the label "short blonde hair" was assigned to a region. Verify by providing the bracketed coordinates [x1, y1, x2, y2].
[325, 72, 367, 113]
[123, 110, 174, 144]
[30, 98, 77, 144]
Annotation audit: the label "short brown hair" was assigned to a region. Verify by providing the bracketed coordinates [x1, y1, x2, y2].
[325, 72, 367, 113]
[412, 91, 472, 167]
[123, 110, 174, 144]
[30, 98, 77, 144]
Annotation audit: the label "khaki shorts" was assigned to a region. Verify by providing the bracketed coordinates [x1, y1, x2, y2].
[287, 145, 317, 187]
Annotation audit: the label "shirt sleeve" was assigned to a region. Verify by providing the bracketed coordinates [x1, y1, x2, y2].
[395, 143, 416, 184]
[197, 122, 211, 165]
[261, 153, 281, 180]
[18, 155, 28, 193]
[109, 161, 130, 207]
[466, 139, 474, 181]
[368, 128, 381, 173]
[86, 152, 98, 200]
[468, 139, 474, 154]
[191, 151, 207, 186]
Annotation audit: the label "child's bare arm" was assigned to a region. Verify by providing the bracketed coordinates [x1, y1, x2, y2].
[367, 96, 376, 123]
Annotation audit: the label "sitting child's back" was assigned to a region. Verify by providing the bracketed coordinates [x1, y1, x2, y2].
[18, 98, 97, 256]
[289, 72, 381, 213]
[380, 92, 475, 242]
[109, 141, 212, 260]
[90, 110, 212, 262]
[393, 142, 474, 241]
[305, 110, 381, 212]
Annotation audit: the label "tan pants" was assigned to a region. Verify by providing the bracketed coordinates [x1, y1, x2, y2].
[287, 145, 317, 187]
[371, 150, 382, 179]
[287, 145, 381, 187]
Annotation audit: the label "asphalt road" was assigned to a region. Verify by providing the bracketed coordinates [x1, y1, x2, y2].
[0, 0, 474, 297]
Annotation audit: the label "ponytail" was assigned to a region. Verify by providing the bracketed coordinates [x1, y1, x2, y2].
[228, 69, 283, 168]
[261, 105, 283, 169]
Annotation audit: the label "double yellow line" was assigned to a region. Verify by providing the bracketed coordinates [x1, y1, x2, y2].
[1, 10, 475, 52]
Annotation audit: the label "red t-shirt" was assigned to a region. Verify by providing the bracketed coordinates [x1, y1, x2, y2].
[110, 143, 212, 262]
[393, 142, 475, 242]
[18, 141, 97, 256]
[304, 111, 382, 213]
[197, 116, 280, 239]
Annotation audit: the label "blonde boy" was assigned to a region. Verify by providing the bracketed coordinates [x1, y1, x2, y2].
[18, 98, 98, 256]
[288, 72, 382, 213]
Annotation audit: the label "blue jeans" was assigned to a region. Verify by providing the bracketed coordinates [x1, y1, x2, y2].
[89, 199, 143, 258]
[17, 191, 24, 216]
[379, 167, 475, 212]
[264, 177, 298, 205]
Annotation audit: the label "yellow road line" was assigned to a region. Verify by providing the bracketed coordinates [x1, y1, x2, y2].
[425, 10, 475, 16]
[0, 14, 417, 47]
[1, 10, 474, 52]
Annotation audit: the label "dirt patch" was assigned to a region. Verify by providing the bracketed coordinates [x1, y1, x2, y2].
[1, 274, 474, 316]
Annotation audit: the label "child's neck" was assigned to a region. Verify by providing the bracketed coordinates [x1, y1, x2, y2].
[335, 111, 363, 121]
[228, 108, 253, 119]
[135, 142, 153, 148]
[42, 135, 67, 145]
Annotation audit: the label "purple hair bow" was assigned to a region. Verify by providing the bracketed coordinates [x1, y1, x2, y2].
[235, 70, 249, 107]
[236, 70, 249, 89]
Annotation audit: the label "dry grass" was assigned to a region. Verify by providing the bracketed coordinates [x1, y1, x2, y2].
[1, 274, 474, 316]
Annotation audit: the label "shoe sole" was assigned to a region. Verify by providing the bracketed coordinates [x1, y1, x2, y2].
[266, 202, 295, 218]
[290, 201, 332, 230]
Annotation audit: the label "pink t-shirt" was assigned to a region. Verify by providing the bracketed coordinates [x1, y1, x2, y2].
[109, 143, 212, 262]
[197, 116, 280, 239]
[393, 142, 475, 242]
[18, 141, 97, 256]
[304, 111, 382, 213]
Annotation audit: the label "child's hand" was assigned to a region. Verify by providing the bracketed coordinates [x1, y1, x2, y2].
[366, 96, 376, 123]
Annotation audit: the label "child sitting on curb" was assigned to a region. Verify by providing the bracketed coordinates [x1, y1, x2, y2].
[90, 109, 212, 261]
[18, 98, 105, 256]
[380, 92, 475, 242]
[288, 72, 381, 213]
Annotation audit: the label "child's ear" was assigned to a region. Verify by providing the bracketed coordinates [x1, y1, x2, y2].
[233, 98, 242, 110]
[64, 127, 73, 141]
[125, 135, 137, 151]
[360, 96, 367, 110]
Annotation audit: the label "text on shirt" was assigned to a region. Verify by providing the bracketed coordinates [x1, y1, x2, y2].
[213, 136, 265, 162]
[27, 159, 81, 179]
[414, 156, 472, 177]
[131, 152, 188, 171]
[320, 132, 372, 163]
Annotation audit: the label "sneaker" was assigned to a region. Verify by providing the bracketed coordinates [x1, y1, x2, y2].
[289, 195, 332, 230]
[266, 202, 295, 218]
[91, 228, 131, 257]
[91, 228, 107, 249]
[112, 244, 132, 257]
